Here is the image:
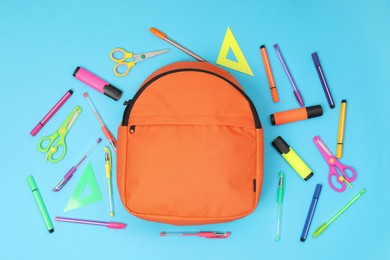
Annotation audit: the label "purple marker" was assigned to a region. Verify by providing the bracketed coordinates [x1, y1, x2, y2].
[53, 138, 102, 192]
[312, 52, 335, 108]
[30, 90, 73, 136]
[274, 44, 305, 107]
[73, 67, 122, 101]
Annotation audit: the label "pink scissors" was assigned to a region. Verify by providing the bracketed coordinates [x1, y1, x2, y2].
[313, 136, 357, 192]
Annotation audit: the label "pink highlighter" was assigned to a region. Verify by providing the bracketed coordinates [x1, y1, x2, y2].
[73, 67, 122, 101]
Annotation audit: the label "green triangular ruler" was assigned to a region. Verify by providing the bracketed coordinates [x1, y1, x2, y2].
[216, 26, 254, 76]
[64, 162, 102, 212]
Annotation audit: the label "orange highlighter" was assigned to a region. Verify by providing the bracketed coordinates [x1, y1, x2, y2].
[260, 45, 279, 102]
[270, 105, 323, 125]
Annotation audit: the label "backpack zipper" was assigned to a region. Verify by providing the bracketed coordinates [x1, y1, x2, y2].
[121, 68, 262, 129]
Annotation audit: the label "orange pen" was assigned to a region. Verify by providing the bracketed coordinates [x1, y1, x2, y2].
[260, 45, 279, 102]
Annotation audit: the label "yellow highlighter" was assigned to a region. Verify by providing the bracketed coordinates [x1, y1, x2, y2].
[336, 100, 347, 158]
[104, 147, 114, 217]
[272, 136, 314, 181]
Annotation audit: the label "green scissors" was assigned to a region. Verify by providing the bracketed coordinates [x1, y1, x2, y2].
[38, 106, 82, 162]
[109, 48, 170, 76]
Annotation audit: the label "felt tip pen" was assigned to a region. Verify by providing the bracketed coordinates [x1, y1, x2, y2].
[27, 176, 54, 233]
[300, 184, 322, 242]
[275, 171, 285, 241]
[336, 100, 347, 158]
[274, 44, 304, 107]
[53, 138, 102, 191]
[313, 188, 366, 238]
[55, 217, 127, 229]
[260, 45, 279, 102]
[270, 105, 323, 125]
[272, 136, 313, 181]
[30, 90, 73, 136]
[73, 67, 122, 101]
[312, 52, 335, 108]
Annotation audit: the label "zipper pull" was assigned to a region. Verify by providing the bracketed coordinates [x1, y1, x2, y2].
[123, 99, 132, 106]
[130, 125, 136, 134]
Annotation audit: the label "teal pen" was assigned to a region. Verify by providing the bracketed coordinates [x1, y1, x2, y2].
[27, 175, 54, 233]
[276, 171, 285, 241]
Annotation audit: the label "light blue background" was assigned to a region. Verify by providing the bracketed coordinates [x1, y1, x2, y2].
[1, 0, 389, 259]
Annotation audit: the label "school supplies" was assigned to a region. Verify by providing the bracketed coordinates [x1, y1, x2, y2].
[260, 45, 279, 102]
[149, 27, 205, 62]
[83, 92, 117, 152]
[55, 217, 127, 229]
[38, 106, 81, 163]
[30, 89, 73, 136]
[109, 48, 170, 77]
[27, 175, 54, 233]
[274, 44, 304, 106]
[216, 27, 254, 76]
[160, 232, 231, 239]
[313, 136, 357, 192]
[270, 105, 323, 125]
[73, 67, 122, 101]
[104, 147, 114, 217]
[53, 138, 102, 192]
[117, 62, 263, 225]
[64, 162, 102, 212]
[336, 100, 347, 158]
[313, 188, 366, 238]
[312, 52, 335, 108]
[275, 171, 285, 241]
[300, 184, 322, 242]
[272, 136, 313, 181]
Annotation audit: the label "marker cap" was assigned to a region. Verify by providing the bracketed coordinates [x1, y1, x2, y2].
[27, 175, 38, 191]
[313, 184, 323, 199]
[272, 136, 290, 154]
[312, 52, 320, 67]
[30, 123, 43, 137]
[306, 105, 323, 119]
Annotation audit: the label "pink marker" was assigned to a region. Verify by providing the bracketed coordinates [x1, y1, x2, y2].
[30, 89, 73, 136]
[73, 67, 122, 101]
[55, 216, 127, 229]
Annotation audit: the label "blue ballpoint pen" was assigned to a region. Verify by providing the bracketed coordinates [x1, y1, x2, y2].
[300, 184, 322, 242]
[274, 44, 305, 106]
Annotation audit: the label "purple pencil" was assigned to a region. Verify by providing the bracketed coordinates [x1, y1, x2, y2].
[53, 138, 102, 192]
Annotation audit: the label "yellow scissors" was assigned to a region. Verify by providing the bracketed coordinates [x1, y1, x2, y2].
[109, 48, 170, 76]
[38, 106, 81, 162]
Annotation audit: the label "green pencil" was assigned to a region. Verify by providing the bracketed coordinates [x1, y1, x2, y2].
[313, 188, 366, 238]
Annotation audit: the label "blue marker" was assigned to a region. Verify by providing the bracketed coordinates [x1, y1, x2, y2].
[300, 184, 322, 242]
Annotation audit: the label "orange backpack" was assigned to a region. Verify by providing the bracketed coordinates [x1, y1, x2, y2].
[117, 61, 264, 225]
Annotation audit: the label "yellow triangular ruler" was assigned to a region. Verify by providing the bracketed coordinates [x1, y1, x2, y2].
[216, 27, 254, 76]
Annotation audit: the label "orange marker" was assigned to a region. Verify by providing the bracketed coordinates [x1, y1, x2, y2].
[260, 45, 279, 102]
[270, 105, 323, 125]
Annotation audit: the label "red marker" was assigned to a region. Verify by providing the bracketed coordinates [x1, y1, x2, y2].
[160, 231, 231, 239]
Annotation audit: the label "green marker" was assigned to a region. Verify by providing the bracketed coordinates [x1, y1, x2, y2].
[275, 171, 285, 241]
[27, 175, 54, 233]
[313, 188, 366, 238]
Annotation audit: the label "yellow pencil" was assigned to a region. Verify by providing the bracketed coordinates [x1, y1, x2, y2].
[336, 100, 347, 158]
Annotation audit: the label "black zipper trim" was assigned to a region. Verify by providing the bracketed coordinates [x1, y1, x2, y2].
[122, 68, 262, 129]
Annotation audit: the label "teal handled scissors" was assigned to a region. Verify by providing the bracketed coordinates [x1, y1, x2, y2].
[109, 48, 170, 76]
[38, 106, 82, 163]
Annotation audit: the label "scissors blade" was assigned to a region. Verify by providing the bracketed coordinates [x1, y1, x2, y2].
[133, 49, 170, 63]
[313, 136, 333, 157]
[65, 107, 82, 130]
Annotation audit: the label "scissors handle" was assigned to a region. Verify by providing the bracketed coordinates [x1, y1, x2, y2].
[45, 142, 67, 163]
[109, 48, 133, 62]
[328, 164, 357, 192]
[38, 133, 58, 153]
[113, 61, 135, 77]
